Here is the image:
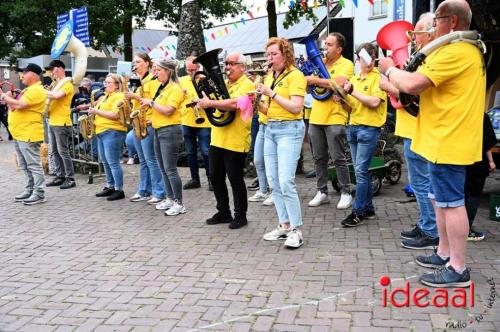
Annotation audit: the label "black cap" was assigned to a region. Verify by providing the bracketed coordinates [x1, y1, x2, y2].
[45, 59, 66, 70]
[17, 63, 43, 75]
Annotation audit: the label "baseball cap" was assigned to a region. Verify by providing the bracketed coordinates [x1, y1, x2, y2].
[17, 63, 43, 75]
[45, 59, 66, 70]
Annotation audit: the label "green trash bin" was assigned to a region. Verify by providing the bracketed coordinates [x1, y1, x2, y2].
[489, 194, 500, 221]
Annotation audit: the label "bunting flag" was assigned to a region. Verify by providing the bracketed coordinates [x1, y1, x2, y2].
[368, 0, 374, 4]
[314, 0, 318, 8]
[224, 26, 229, 34]
[232, 22, 238, 29]
[301, 0, 307, 10]
[289, 1, 295, 9]
[204, 36, 208, 42]
[240, 17, 246, 24]
[211, 33, 216, 40]
[338, 0, 345, 8]
[278, 0, 284, 6]
[247, 11, 254, 19]
[353, 0, 358, 7]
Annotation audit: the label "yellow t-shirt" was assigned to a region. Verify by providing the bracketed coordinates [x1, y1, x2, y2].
[265, 66, 307, 120]
[8, 81, 46, 142]
[310, 56, 354, 125]
[395, 108, 416, 139]
[211, 75, 254, 152]
[94, 92, 127, 134]
[411, 42, 486, 165]
[151, 82, 184, 129]
[347, 69, 387, 127]
[131, 73, 160, 121]
[179, 75, 210, 128]
[48, 79, 74, 126]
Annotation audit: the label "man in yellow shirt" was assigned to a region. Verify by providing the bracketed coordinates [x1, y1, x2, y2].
[197, 52, 254, 230]
[379, 0, 484, 288]
[0, 64, 47, 205]
[306, 32, 354, 210]
[44, 60, 77, 189]
[179, 56, 212, 191]
[380, 13, 439, 250]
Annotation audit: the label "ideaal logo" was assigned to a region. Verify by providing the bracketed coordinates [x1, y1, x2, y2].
[379, 276, 496, 329]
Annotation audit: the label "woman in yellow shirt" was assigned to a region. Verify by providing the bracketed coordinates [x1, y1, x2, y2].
[341, 43, 387, 227]
[89, 74, 128, 201]
[140, 60, 186, 216]
[256, 37, 307, 248]
[125, 53, 166, 205]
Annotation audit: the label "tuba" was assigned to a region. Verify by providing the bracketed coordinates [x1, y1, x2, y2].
[78, 87, 103, 140]
[130, 86, 148, 139]
[193, 48, 235, 127]
[297, 34, 333, 101]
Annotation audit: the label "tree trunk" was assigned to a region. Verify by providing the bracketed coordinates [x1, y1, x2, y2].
[267, 0, 278, 38]
[122, 0, 133, 61]
[176, 0, 206, 59]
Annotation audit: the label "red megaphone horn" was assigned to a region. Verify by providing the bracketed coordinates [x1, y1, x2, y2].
[376, 20, 414, 67]
[377, 20, 413, 109]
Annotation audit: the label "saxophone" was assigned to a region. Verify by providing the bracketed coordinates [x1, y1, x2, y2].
[249, 63, 269, 113]
[130, 86, 148, 139]
[78, 87, 102, 140]
[117, 78, 132, 127]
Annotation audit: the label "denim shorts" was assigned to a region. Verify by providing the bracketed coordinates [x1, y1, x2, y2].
[427, 163, 466, 208]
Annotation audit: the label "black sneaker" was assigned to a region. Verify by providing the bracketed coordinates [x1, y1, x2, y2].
[401, 224, 422, 240]
[341, 212, 364, 227]
[420, 265, 471, 288]
[46, 176, 65, 187]
[416, 251, 450, 268]
[401, 234, 439, 250]
[467, 229, 485, 241]
[60, 178, 76, 189]
[363, 210, 377, 220]
[96, 187, 115, 197]
[247, 178, 259, 191]
[15, 191, 32, 202]
[206, 212, 233, 225]
[107, 190, 125, 201]
[183, 179, 201, 190]
[23, 194, 46, 205]
[229, 215, 248, 229]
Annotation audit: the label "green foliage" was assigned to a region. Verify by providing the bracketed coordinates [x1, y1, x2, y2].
[0, 0, 246, 60]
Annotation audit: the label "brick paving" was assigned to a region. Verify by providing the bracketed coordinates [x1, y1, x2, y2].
[0, 134, 499, 331]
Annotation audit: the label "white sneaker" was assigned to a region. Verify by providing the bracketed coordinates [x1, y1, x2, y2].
[129, 193, 151, 202]
[263, 225, 290, 241]
[165, 201, 186, 216]
[308, 191, 329, 207]
[284, 229, 303, 248]
[249, 191, 268, 202]
[147, 196, 163, 205]
[155, 198, 174, 210]
[126, 158, 134, 165]
[262, 192, 274, 206]
[337, 193, 353, 209]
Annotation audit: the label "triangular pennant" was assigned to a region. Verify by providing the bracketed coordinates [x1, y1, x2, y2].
[289, 1, 295, 9]
[211, 33, 216, 40]
[352, 0, 358, 7]
[240, 17, 246, 25]
[204, 36, 208, 42]
[247, 11, 254, 19]
[224, 26, 229, 34]
[368, 0, 374, 4]
[339, 0, 345, 8]
[314, 0, 318, 9]
[233, 22, 238, 29]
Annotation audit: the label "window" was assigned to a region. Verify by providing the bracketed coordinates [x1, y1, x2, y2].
[370, 0, 388, 18]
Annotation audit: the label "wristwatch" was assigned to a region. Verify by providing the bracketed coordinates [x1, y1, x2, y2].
[150, 101, 155, 107]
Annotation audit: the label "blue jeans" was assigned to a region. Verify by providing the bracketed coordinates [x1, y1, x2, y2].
[182, 125, 211, 182]
[155, 125, 183, 202]
[126, 130, 137, 158]
[254, 124, 268, 193]
[348, 125, 380, 216]
[404, 139, 438, 237]
[97, 130, 126, 190]
[264, 120, 305, 228]
[134, 126, 166, 199]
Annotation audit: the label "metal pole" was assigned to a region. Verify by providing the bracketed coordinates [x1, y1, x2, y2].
[430, 0, 436, 12]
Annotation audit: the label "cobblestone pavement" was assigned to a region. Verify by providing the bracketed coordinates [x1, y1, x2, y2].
[0, 135, 499, 332]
